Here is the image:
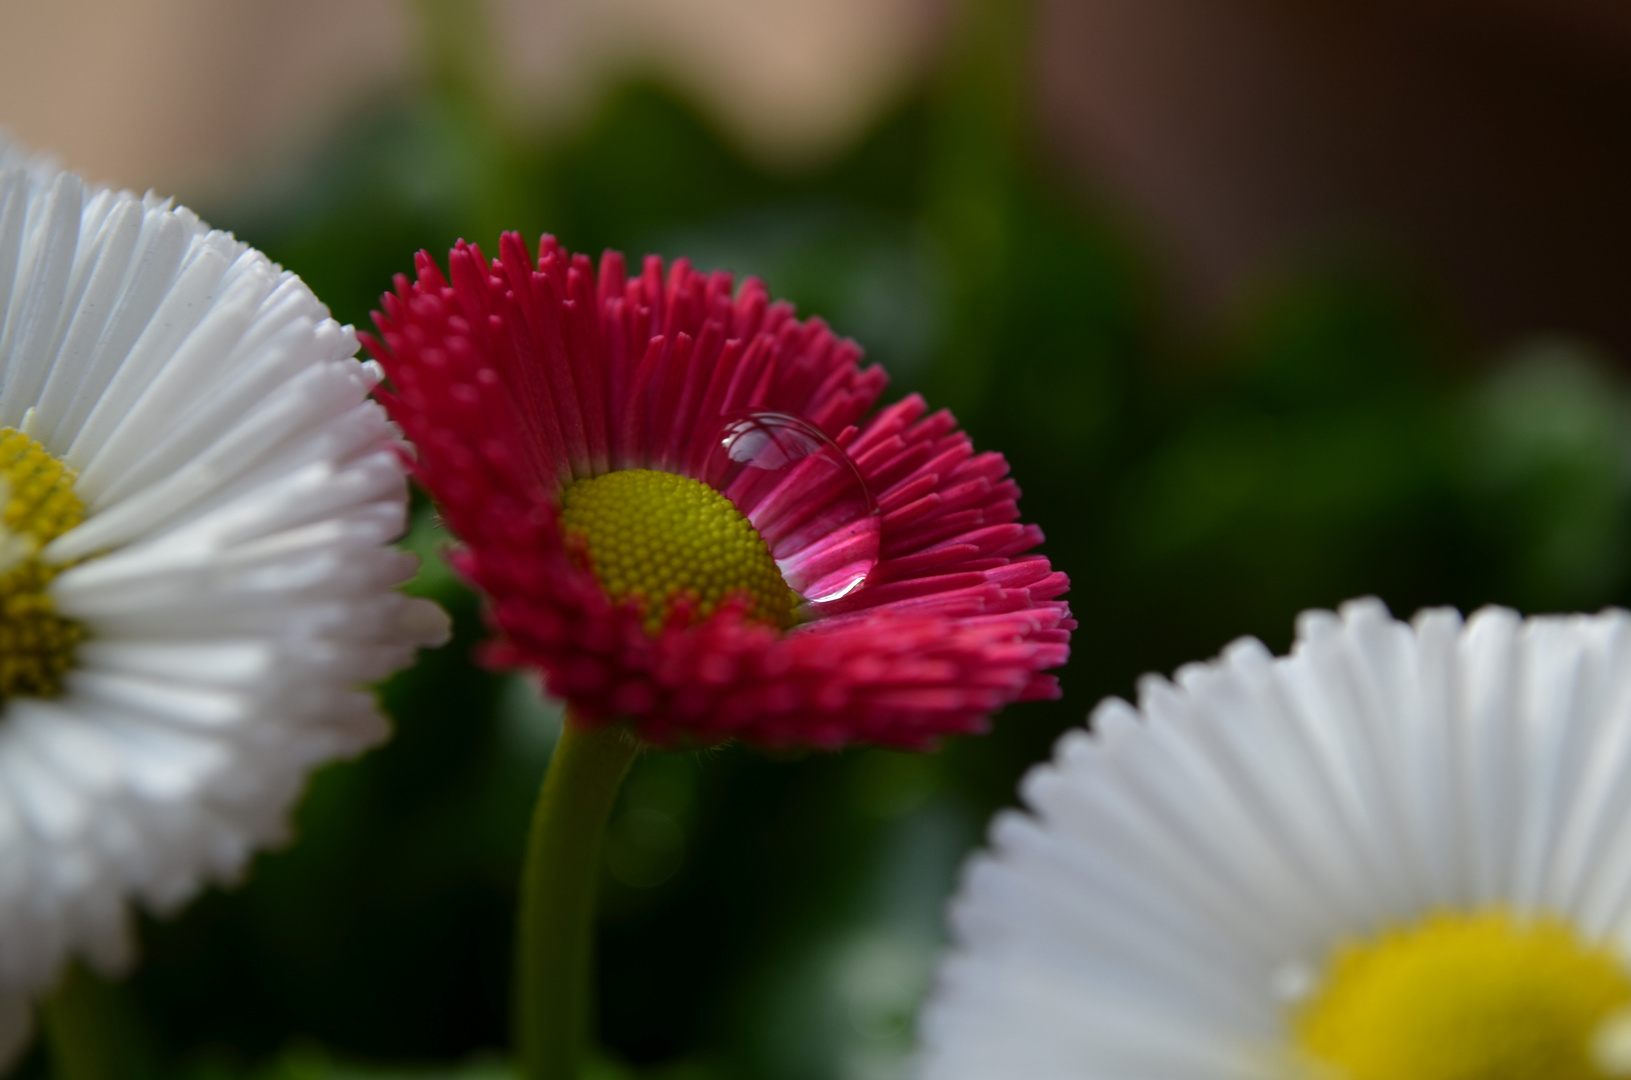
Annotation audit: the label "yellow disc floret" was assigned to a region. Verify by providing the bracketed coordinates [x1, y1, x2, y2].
[1295, 908, 1631, 1080]
[0, 427, 86, 702]
[559, 469, 797, 634]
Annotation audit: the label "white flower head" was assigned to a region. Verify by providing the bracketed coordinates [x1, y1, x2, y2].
[918, 598, 1631, 1080]
[0, 137, 448, 1062]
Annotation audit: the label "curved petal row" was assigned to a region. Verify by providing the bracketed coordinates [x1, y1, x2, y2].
[919, 599, 1631, 1079]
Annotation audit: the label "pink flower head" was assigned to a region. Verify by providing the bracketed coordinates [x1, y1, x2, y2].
[365, 234, 1071, 749]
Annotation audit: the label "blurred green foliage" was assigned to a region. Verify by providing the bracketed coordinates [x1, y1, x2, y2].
[19, 0, 1631, 1078]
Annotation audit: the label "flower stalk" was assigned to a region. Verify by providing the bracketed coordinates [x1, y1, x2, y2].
[515, 712, 640, 1080]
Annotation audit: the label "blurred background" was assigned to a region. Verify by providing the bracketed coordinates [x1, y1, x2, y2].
[8, 0, 1631, 1076]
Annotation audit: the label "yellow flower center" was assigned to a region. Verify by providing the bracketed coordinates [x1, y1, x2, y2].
[1294, 908, 1631, 1080]
[0, 427, 86, 702]
[558, 469, 797, 634]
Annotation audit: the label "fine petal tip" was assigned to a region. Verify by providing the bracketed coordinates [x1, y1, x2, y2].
[405, 597, 454, 648]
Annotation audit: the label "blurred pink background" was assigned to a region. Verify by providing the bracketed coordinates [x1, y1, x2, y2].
[0, 0, 941, 189]
[6, 0, 1630, 354]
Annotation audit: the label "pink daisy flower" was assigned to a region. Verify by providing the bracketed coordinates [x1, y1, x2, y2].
[365, 234, 1071, 750]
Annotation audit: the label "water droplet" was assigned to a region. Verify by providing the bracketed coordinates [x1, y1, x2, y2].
[703, 412, 881, 605]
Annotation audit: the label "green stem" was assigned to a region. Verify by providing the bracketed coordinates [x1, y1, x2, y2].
[41, 963, 148, 1080]
[516, 714, 640, 1080]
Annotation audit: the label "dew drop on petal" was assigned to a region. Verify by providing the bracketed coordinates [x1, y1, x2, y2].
[703, 412, 881, 605]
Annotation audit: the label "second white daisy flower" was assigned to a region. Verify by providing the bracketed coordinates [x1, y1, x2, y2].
[920, 598, 1631, 1079]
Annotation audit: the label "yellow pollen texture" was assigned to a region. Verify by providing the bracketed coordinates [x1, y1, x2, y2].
[0, 428, 86, 702]
[1295, 908, 1631, 1080]
[558, 469, 797, 634]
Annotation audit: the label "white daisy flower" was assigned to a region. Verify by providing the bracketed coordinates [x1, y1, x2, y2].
[918, 598, 1631, 1080]
[0, 138, 448, 1063]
